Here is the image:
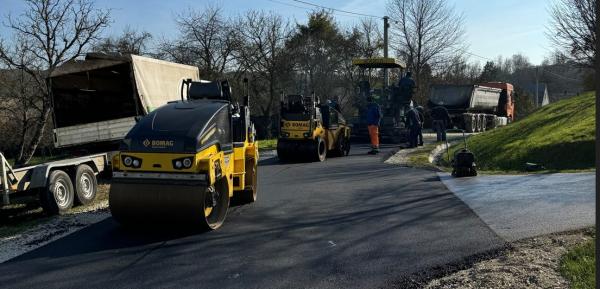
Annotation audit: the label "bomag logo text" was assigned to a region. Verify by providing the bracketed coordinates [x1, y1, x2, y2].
[284, 121, 309, 128]
[143, 139, 175, 148]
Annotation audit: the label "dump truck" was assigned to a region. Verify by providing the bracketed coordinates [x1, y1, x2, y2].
[0, 53, 200, 214]
[110, 79, 258, 230]
[428, 83, 514, 132]
[350, 58, 410, 143]
[277, 94, 351, 162]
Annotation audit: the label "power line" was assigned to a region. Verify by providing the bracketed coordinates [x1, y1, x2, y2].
[267, 0, 314, 11]
[266, 0, 372, 19]
[290, 0, 381, 18]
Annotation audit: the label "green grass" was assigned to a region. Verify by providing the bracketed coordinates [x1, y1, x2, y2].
[442, 92, 595, 172]
[560, 237, 596, 289]
[407, 144, 439, 169]
[258, 139, 277, 150]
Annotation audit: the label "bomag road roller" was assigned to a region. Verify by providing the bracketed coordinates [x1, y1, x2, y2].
[109, 78, 258, 230]
[277, 93, 351, 162]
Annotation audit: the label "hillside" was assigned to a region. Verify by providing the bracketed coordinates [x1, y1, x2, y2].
[446, 92, 595, 172]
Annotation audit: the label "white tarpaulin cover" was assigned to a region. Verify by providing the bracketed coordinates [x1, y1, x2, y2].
[131, 55, 200, 113]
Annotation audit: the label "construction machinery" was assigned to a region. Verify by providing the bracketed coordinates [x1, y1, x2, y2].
[109, 79, 258, 230]
[277, 93, 351, 162]
[350, 58, 411, 143]
[428, 82, 515, 132]
[445, 129, 477, 177]
[1, 53, 199, 215]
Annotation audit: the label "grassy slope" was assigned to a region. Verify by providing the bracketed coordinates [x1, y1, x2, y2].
[447, 92, 595, 172]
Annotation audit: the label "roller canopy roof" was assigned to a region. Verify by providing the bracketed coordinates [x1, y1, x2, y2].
[123, 99, 230, 153]
[352, 57, 406, 69]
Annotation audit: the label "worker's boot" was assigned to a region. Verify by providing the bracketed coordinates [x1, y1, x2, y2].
[368, 147, 379, 155]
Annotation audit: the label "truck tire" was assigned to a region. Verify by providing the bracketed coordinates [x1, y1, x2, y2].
[463, 114, 474, 133]
[74, 164, 97, 205]
[481, 115, 487, 132]
[40, 170, 74, 215]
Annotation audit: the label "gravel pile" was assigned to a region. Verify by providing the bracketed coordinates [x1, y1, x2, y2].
[425, 229, 594, 289]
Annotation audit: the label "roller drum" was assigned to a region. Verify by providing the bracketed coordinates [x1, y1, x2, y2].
[109, 178, 228, 229]
[277, 139, 317, 161]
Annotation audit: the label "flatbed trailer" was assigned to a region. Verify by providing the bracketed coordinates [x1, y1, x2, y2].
[1, 151, 112, 214]
[0, 53, 201, 215]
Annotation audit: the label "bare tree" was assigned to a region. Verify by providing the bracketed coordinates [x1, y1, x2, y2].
[387, 0, 466, 103]
[0, 0, 110, 166]
[548, 0, 597, 67]
[94, 26, 152, 55]
[158, 4, 238, 79]
[235, 10, 291, 137]
[357, 18, 383, 58]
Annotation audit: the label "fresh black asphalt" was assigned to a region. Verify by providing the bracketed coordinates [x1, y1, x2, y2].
[0, 146, 505, 289]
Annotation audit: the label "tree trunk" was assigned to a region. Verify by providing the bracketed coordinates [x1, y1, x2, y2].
[15, 101, 51, 167]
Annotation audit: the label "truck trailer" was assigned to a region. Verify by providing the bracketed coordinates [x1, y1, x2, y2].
[428, 83, 514, 132]
[0, 53, 200, 214]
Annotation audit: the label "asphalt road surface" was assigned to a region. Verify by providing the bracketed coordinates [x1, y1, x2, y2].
[439, 172, 595, 241]
[0, 145, 504, 289]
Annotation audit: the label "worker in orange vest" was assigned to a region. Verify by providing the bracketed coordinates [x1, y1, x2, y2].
[366, 96, 382, 154]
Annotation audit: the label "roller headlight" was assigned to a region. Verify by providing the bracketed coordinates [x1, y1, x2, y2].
[123, 157, 133, 167]
[132, 159, 140, 168]
[183, 158, 192, 168]
[175, 160, 183, 169]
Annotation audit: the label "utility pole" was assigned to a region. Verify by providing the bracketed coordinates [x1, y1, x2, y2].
[535, 66, 539, 108]
[383, 16, 389, 88]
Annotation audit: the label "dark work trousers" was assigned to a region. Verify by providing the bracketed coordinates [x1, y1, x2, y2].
[432, 120, 447, 141]
[409, 126, 421, 148]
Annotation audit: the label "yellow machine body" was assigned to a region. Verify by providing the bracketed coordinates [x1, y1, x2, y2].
[277, 94, 351, 162]
[109, 80, 258, 230]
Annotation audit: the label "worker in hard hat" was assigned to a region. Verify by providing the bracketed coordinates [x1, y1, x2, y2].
[366, 96, 382, 154]
[398, 71, 416, 101]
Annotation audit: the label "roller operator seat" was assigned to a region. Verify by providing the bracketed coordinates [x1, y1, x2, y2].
[188, 81, 223, 100]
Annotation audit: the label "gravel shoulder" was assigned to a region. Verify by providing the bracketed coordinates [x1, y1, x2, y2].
[424, 228, 594, 289]
[0, 184, 111, 263]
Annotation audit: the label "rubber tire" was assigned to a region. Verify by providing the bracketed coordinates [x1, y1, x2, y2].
[234, 158, 258, 204]
[314, 137, 327, 162]
[74, 164, 97, 205]
[332, 135, 345, 157]
[203, 179, 230, 230]
[343, 136, 351, 156]
[40, 170, 74, 215]
[481, 116, 487, 132]
[464, 115, 474, 133]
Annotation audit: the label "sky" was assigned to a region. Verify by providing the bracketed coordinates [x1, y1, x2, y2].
[0, 0, 554, 65]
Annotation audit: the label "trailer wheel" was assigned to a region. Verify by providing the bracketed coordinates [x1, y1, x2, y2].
[75, 164, 97, 205]
[40, 170, 74, 215]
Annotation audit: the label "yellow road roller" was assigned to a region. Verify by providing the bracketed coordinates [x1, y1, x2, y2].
[109, 79, 258, 230]
[277, 93, 351, 162]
